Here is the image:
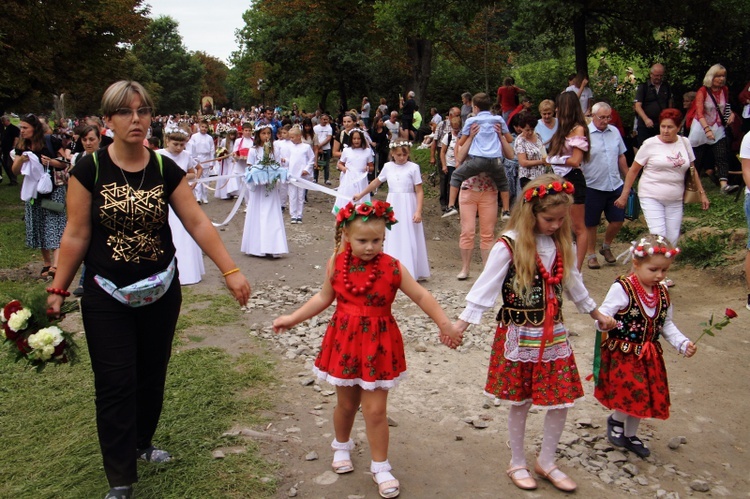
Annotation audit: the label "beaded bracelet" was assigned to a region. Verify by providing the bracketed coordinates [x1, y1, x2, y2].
[222, 267, 241, 277]
[46, 287, 71, 297]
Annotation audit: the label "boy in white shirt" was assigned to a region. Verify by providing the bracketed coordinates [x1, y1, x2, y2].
[285, 127, 315, 223]
[313, 114, 333, 185]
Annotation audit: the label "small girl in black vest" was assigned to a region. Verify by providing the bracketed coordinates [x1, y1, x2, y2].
[594, 235, 697, 458]
[454, 174, 615, 493]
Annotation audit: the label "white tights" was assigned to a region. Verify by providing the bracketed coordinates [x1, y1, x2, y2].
[612, 410, 642, 437]
[507, 402, 568, 473]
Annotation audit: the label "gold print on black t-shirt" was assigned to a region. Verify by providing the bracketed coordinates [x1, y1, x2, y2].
[99, 182, 167, 262]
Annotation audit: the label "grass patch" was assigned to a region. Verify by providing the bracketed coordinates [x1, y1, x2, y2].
[0, 183, 37, 269]
[615, 183, 746, 268]
[0, 341, 278, 498]
[177, 287, 245, 332]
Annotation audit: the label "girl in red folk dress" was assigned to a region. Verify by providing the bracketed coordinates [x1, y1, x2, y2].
[273, 200, 462, 499]
[454, 174, 615, 493]
[594, 235, 697, 458]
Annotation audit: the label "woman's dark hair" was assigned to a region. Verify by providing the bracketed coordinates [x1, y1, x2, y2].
[79, 125, 101, 140]
[548, 91, 590, 163]
[301, 118, 314, 140]
[659, 108, 683, 125]
[19, 114, 45, 151]
[516, 111, 538, 130]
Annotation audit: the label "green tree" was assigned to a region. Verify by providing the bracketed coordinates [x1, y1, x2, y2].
[0, 0, 149, 114]
[133, 16, 204, 114]
[195, 52, 230, 110]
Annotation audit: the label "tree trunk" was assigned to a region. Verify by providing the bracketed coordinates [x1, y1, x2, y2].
[337, 76, 348, 114]
[405, 37, 433, 109]
[319, 90, 329, 113]
[573, 13, 588, 76]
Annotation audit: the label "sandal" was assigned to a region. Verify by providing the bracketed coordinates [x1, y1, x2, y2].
[47, 266, 57, 278]
[137, 446, 172, 463]
[331, 439, 354, 474]
[40, 266, 51, 278]
[587, 255, 601, 270]
[534, 462, 577, 492]
[372, 471, 400, 498]
[507, 466, 537, 490]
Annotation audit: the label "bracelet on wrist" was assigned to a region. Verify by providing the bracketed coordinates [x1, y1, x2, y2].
[46, 287, 71, 297]
[222, 267, 240, 277]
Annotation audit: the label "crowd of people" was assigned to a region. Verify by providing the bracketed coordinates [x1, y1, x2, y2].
[1, 64, 748, 498]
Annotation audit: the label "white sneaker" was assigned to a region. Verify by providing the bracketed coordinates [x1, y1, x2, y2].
[442, 206, 458, 218]
[501, 211, 511, 221]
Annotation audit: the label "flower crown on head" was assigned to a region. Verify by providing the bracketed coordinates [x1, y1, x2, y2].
[630, 236, 681, 259]
[255, 123, 274, 132]
[164, 124, 189, 137]
[348, 127, 366, 136]
[523, 180, 575, 203]
[335, 201, 398, 230]
[389, 140, 412, 149]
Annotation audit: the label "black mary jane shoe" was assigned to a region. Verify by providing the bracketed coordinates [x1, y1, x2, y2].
[623, 435, 651, 458]
[606, 415, 627, 447]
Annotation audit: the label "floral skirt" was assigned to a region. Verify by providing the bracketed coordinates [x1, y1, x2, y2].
[485, 326, 583, 408]
[313, 311, 407, 391]
[594, 342, 670, 419]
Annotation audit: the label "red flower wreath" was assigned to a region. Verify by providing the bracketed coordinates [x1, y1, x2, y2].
[334, 200, 398, 229]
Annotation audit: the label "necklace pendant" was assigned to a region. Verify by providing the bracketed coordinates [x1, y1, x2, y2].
[130, 195, 136, 202]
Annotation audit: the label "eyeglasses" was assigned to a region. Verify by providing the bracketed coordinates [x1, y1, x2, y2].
[113, 107, 153, 118]
[594, 115, 612, 121]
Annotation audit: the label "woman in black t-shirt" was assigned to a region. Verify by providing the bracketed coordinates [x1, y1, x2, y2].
[47, 81, 251, 499]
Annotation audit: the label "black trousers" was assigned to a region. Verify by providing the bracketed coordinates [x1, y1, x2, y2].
[81, 276, 182, 486]
[1, 151, 18, 183]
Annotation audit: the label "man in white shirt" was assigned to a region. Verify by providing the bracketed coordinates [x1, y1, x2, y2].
[384, 111, 401, 140]
[361, 97, 371, 128]
[187, 120, 215, 204]
[313, 114, 333, 185]
[583, 102, 628, 269]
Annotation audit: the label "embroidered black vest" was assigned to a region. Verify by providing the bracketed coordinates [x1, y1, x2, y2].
[604, 276, 670, 356]
[495, 236, 564, 326]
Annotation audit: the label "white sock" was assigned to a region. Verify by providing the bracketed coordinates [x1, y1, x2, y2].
[371, 459, 396, 485]
[331, 439, 354, 464]
[537, 408, 568, 476]
[624, 415, 642, 438]
[508, 402, 531, 469]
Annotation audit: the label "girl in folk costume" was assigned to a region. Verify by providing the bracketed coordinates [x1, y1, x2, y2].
[332, 129, 374, 213]
[454, 174, 615, 492]
[157, 125, 205, 285]
[273, 201, 462, 498]
[240, 125, 288, 258]
[594, 235, 697, 458]
[187, 119, 215, 204]
[213, 127, 236, 200]
[353, 141, 430, 281]
[231, 122, 254, 204]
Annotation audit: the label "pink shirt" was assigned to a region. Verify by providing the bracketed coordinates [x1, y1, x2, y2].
[635, 136, 695, 201]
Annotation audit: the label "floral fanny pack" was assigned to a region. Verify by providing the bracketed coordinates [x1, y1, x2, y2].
[94, 258, 176, 307]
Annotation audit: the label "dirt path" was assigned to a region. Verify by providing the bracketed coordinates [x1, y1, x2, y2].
[191, 186, 749, 498]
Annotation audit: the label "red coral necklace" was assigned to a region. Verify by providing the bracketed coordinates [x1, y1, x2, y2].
[629, 274, 659, 308]
[343, 246, 380, 295]
[536, 251, 564, 285]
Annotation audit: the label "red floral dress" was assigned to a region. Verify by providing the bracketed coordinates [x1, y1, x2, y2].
[313, 248, 406, 390]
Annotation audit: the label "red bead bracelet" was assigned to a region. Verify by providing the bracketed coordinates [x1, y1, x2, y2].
[46, 287, 71, 297]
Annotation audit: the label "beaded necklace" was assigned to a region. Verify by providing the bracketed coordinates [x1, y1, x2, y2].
[629, 274, 659, 309]
[342, 246, 380, 296]
[535, 251, 564, 285]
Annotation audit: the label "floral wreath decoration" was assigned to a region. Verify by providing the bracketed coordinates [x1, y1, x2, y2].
[254, 123, 274, 132]
[630, 236, 681, 259]
[389, 140, 412, 149]
[334, 201, 398, 230]
[523, 180, 575, 203]
[2, 290, 79, 371]
[163, 124, 190, 137]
